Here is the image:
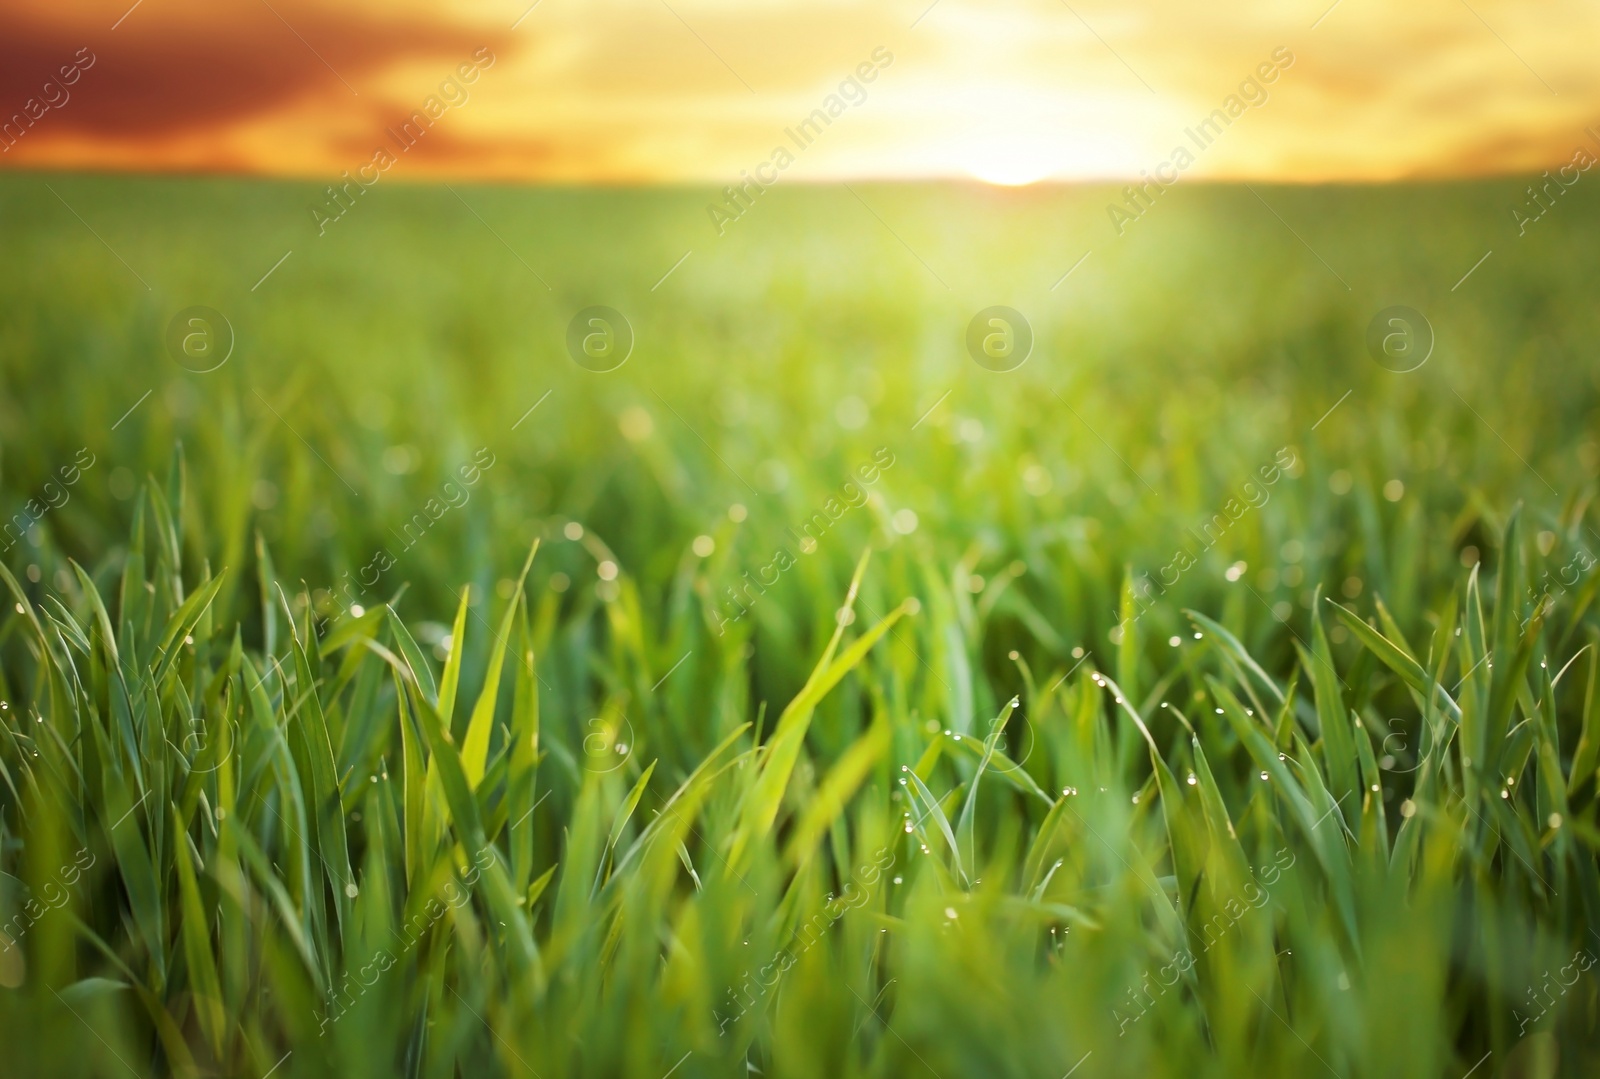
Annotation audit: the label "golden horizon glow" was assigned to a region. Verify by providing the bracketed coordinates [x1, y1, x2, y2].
[1, 0, 1597, 185]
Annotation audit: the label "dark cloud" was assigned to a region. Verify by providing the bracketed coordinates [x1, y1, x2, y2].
[0, 3, 507, 142]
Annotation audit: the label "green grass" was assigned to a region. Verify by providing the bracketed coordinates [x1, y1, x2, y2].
[1, 171, 1599, 1076]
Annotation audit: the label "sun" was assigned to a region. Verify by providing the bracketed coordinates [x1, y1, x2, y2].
[962, 134, 1061, 186]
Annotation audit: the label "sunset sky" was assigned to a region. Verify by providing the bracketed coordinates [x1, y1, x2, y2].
[1, 0, 1595, 185]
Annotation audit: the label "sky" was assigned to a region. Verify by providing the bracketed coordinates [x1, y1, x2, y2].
[1, 0, 1596, 185]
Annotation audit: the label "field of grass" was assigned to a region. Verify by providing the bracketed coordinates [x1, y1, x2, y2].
[1, 171, 1599, 1077]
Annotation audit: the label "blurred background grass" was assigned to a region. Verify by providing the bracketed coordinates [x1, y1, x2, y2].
[3, 173, 1597, 688]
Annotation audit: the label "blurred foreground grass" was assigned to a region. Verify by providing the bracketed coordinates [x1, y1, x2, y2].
[0, 173, 1598, 1076]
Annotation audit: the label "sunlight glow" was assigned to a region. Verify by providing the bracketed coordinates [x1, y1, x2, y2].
[964, 135, 1061, 186]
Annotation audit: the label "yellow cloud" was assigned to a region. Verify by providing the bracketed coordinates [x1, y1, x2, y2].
[0, 0, 1595, 182]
